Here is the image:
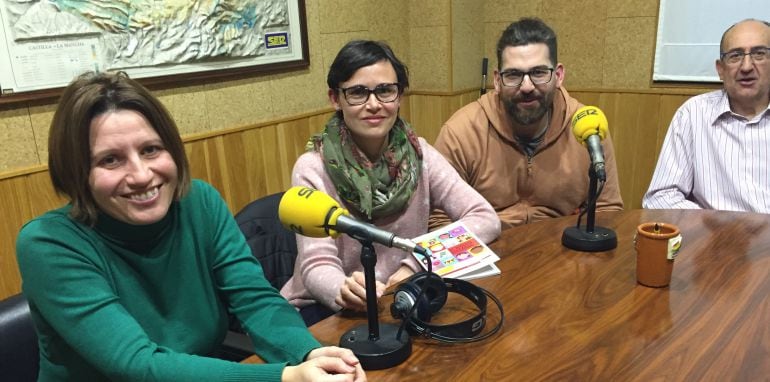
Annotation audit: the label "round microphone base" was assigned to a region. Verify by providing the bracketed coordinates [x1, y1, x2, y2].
[339, 323, 412, 370]
[562, 226, 618, 252]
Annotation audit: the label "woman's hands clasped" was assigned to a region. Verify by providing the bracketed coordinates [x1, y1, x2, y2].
[282, 346, 366, 382]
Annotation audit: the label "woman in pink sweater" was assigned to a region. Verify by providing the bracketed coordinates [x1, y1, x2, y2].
[280, 40, 500, 325]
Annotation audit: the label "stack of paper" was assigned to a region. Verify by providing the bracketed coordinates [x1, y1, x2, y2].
[411, 221, 500, 281]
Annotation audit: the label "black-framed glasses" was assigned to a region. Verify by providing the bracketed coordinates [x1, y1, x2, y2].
[720, 47, 770, 65]
[499, 67, 554, 87]
[337, 83, 401, 106]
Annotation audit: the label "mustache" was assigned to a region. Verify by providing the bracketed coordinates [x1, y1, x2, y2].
[514, 94, 542, 103]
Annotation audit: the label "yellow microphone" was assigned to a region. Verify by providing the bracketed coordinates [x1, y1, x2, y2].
[278, 186, 427, 255]
[571, 106, 609, 180]
[278, 186, 347, 238]
[572, 105, 609, 143]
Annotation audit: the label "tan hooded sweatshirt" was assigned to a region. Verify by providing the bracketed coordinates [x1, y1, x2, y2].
[432, 87, 623, 230]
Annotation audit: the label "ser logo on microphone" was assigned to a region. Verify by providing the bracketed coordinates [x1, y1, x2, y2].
[296, 187, 316, 199]
[287, 187, 317, 235]
[572, 107, 599, 122]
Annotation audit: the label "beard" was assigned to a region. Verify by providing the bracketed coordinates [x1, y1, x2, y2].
[502, 89, 555, 126]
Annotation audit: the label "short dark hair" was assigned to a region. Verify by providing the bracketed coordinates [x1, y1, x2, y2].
[48, 71, 191, 225]
[719, 18, 770, 53]
[326, 40, 409, 91]
[496, 17, 558, 68]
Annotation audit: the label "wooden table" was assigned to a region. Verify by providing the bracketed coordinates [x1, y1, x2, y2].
[247, 209, 770, 380]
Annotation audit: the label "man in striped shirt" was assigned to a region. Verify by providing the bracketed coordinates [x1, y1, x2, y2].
[643, 19, 770, 212]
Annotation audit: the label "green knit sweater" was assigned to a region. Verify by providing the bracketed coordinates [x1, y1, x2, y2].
[16, 180, 320, 381]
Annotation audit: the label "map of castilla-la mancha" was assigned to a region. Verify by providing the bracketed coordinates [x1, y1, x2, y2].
[4, 0, 291, 69]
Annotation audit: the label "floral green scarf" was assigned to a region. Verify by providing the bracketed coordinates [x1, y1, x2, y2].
[307, 114, 422, 220]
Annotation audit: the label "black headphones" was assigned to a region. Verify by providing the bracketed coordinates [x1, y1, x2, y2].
[390, 272, 503, 343]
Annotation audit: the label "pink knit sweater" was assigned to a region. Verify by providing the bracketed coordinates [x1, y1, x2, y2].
[280, 138, 501, 310]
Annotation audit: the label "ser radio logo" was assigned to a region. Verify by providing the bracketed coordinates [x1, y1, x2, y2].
[265, 32, 289, 49]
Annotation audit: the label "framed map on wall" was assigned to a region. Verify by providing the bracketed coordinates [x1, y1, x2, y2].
[0, 0, 308, 102]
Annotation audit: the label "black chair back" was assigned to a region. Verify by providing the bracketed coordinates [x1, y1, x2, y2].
[235, 191, 297, 291]
[0, 293, 39, 382]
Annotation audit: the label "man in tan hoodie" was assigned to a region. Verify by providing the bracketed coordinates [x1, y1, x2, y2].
[432, 18, 623, 230]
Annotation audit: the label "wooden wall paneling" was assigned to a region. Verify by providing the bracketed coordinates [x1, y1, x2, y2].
[1, 171, 71, 299]
[25, 170, 67, 217]
[185, 140, 211, 186]
[569, 91, 602, 108]
[655, 95, 690, 157]
[606, 93, 661, 209]
[598, 92, 635, 209]
[414, 93, 465, 143]
[308, 111, 334, 137]
[277, 118, 314, 191]
[436, 93, 456, 141]
[401, 91, 475, 144]
[433, 95, 456, 142]
[463, 90, 481, 110]
[220, 132, 253, 213]
[256, 125, 285, 196]
[407, 94, 442, 141]
[299, 112, 334, 160]
[442, 91, 480, 138]
[200, 137, 229, 208]
[185, 136, 241, 211]
[237, 128, 268, 211]
[460, 90, 479, 106]
[435, 92, 457, 129]
[430, 95, 449, 142]
[0, 176, 34, 298]
[442, 91, 477, 137]
[399, 94, 412, 124]
[628, 94, 663, 208]
[448, 93, 462, 117]
[404, 94, 423, 135]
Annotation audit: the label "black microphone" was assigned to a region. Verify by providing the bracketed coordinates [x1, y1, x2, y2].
[480, 57, 489, 96]
[278, 186, 427, 256]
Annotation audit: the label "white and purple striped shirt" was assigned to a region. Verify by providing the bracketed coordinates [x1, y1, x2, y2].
[643, 89, 770, 212]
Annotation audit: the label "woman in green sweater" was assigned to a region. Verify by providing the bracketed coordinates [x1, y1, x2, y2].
[15, 71, 365, 382]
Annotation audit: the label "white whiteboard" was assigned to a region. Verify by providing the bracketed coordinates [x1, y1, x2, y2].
[654, 0, 770, 82]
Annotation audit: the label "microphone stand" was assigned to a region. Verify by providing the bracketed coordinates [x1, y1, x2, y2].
[339, 239, 411, 370]
[561, 165, 617, 252]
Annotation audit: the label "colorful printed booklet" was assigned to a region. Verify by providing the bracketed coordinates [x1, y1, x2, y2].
[411, 221, 500, 281]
